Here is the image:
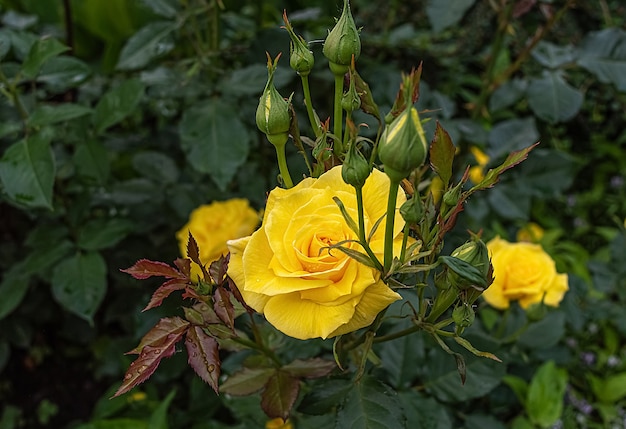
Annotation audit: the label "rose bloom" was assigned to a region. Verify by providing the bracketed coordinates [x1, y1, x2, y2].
[266, 418, 292, 429]
[482, 236, 568, 310]
[177, 199, 259, 280]
[227, 166, 405, 340]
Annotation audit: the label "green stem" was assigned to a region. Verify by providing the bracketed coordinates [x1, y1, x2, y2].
[301, 75, 320, 137]
[383, 178, 401, 272]
[399, 222, 410, 262]
[333, 73, 344, 155]
[274, 143, 294, 188]
[244, 314, 282, 366]
[355, 186, 384, 272]
[0, 65, 29, 125]
[373, 323, 422, 344]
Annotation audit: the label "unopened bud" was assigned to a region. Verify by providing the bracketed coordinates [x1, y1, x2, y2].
[400, 196, 423, 224]
[323, 0, 361, 74]
[283, 12, 314, 76]
[342, 70, 361, 113]
[379, 107, 427, 182]
[447, 238, 491, 290]
[342, 142, 370, 188]
[452, 304, 475, 328]
[256, 54, 291, 147]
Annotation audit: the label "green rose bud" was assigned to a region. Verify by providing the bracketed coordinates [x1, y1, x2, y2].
[323, 0, 361, 74]
[400, 196, 423, 224]
[256, 54, 291, 147]
[446, 238, 491, 291]
[342, 142, 370, 188]
[379, 107, 427, 182]
[283, 11, 314, 76]
[452, 304, 475, 329]
[342, 69, 361, 113]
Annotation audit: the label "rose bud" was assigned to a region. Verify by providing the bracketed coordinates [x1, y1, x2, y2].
[322, 0, 361, 75]
[256, 53, 291, 147]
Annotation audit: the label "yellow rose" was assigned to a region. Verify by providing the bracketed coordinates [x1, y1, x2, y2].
[482, 236, 568, 310]
[266, 418, 293, 429]
[468, 146, 490, 184]
[516, 222, 545, 243]
[227, 166, 404, 340]
[177, 199, 259, 280]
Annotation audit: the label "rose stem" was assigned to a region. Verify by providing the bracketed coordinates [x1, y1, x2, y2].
[383, 178, 401, 272]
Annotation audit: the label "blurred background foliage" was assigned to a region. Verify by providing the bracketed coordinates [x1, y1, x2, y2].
[0, 0, 625, 428]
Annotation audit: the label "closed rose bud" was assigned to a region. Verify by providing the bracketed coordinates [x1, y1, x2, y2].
[323, 0, 361, 74]
[341, 75, 361, 113]
[452, 304, 475, 328]
[256, 54, 291, 147]
[400, 196, 423, 224]
[342, 142, 370, 188]
[379, 107, 427, 182]
[447, 238, 491, 291]
[283, 11, 314, 76]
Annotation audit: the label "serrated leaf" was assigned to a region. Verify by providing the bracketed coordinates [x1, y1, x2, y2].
[28, 104, 92, 127]
[78, 218, 133, 250]
[429, 121, 455, 185]
[186, 231, 201, 265]
[127, 317, 190, 355]
[209, 255, 228, 285]
[113, 342, 177, 398]
[0, 133, 55, 210]
[527, 71, 583, 123]
[220, 368, 275, 396]
[51, 251, 107, 323]
[470, 143, 539, 192]
[93, 79, 145, 134]
[117, 22, 176, 70]
[74, 140, 110, 184]
[143, 279, 189, 312]
[185, 326, 220, 393]
[282, 359, 337, 379]
[174, 258, 191, 278]
[213, 287, 235, 330]
[336, 375, 405, 429]
[21, 37, 69, 78]
[526, 361, 568, 428]
[121, 259, 186, 280]
[179, 100, 250, 191]
[261, 371, 300, 420]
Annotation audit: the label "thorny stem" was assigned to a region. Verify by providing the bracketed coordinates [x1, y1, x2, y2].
[333, 73, 344, 155]
[383, 178, 401, 273]
[301, 75, 321, 138]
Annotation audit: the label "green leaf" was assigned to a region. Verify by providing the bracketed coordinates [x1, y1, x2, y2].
[398, 392, 451, 429]
[526, 361, 568, 428]
[73, 418, 148, 429]
[527, 71, 583, 123]
[21, 37, 69, 79]
[439, 256, 487, 287]
[487, 118, 539, 159]
[8, 30, 38, 60]
[28, 104, 92, 127]
[132, 151, 179, 184]
[37, 56, 92, 92]
[73, 140, 110, 184]
[282, 358, 337, 379]
[51, 251, 107, 323]
[464, 414, 506, 429]
[379, 322, 424, 389]
[116, 22, 176, 70]
[298, 378, 351, 415]
[488, 78, 527, 112]
[139, 0, 178, 18]
[220, 64, 293, 96]
[502, 375, 529, 407]
[0, 133, 55, 210]
[429, 121, 455, 185]
[336, 375, 405, 429]
[220, 368, 274, 396]
[0, 29, 11, 60]
[0, 269, 30, 321]
[148, 389, 176, 429]
[93, 79, 145, 134]
[589, 372, 626, 403]
[426, 0, 476, 33]
[77, 218, 134, 250]
[518, 311, 565, 349]
[179, 100, 251, 191]
[577, 28, 626, 91]
[531, 41, 576, 68]
[260, 371, 300, 420]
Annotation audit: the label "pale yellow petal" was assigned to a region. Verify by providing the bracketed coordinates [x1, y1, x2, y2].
[227, 235, 270, 312]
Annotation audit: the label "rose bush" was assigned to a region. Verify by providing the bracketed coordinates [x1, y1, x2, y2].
[177, 199, 259, 280]
[482, 236, 569, 310]
[227, 166, 405, 340]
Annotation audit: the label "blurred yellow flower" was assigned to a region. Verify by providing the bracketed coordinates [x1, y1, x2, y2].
[177, 199, 259, 280]
[266, 418, 293, 429]
[429, 175, 444, 204]
[227, 166, 404, 340]
[468, 146, 489, 184]
[516, 222, 545, 243]
[482, 236, 568, 310]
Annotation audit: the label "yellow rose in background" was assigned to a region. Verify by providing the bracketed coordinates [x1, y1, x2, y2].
[516, 222, 545, 243]
[227, 166, 405, 340]
[482, 236, 568, 310]
[177, 199, 259, 280]
[468, 146, 490, 184]
[266, 418, 293, 429]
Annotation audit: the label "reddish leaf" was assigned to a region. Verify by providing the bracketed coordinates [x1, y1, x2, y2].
[282, 358, 337, 379]
[209, 255, 229, 285]
[174, 258, 191, 278]
[220, 367, 275, 396]
[113, 342, 177, 398]
[121, 259, 185, 280]
[186, 232, 202, 266]
[227, 277, 254, 313]
[127, 316, 189, 355]
[143, 279, 189, 312]
[184, 302, 220, 325]
[261, 371, 300, 420]
[469, 142, 540, 193]
[185, 326, 221, 393]
[213, 287, 235, 330]
[430, 121, 455, 185]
